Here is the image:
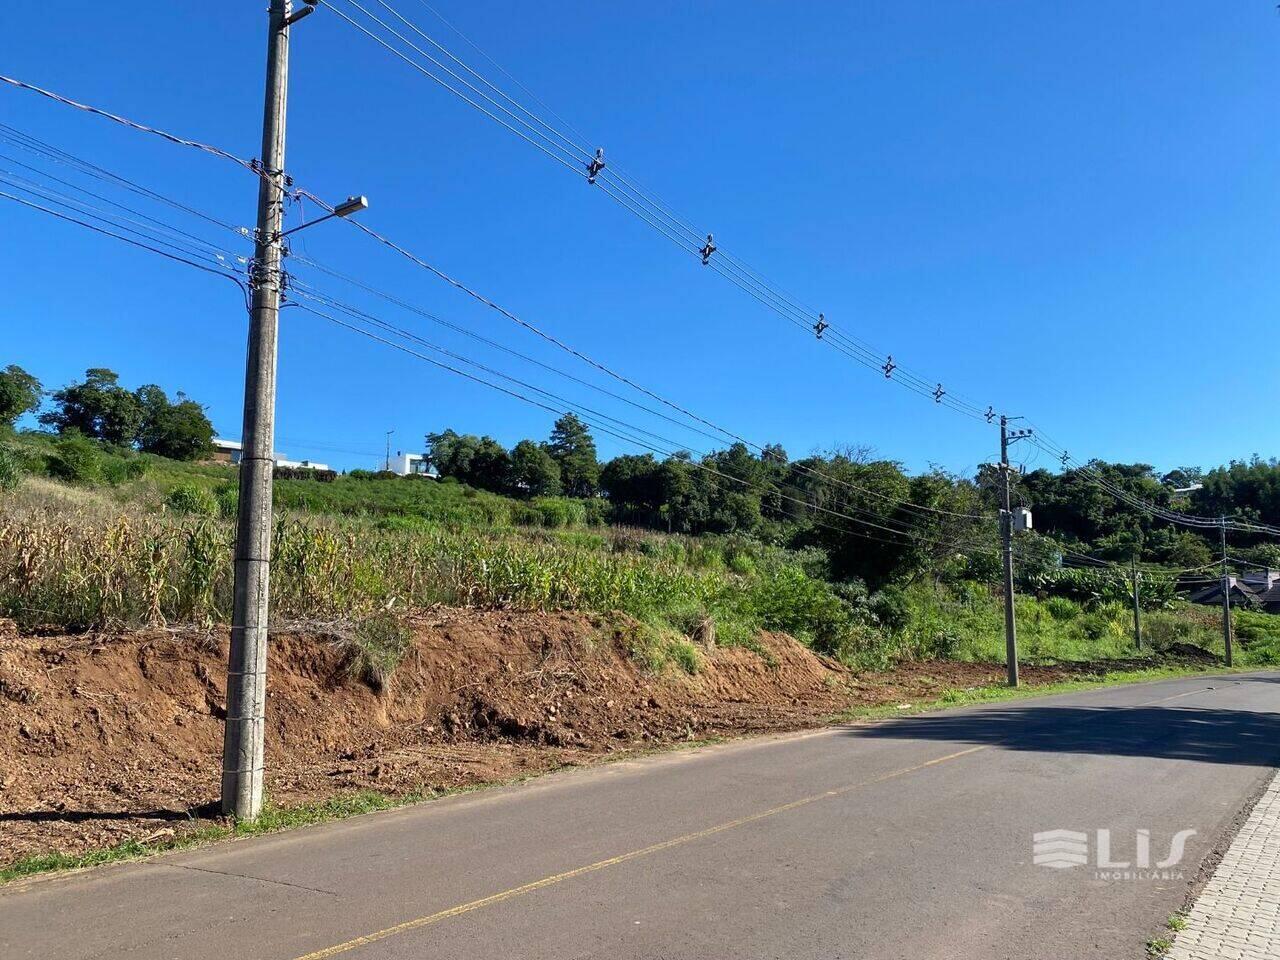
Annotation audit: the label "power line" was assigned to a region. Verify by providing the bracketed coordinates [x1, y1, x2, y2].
[293, 295, 1005, 553]
[3, 159, 1221, 575]
[0, 188, 248, 302]
[0, 159, 245, 262]
[0, 74, 260, 174]
[287, 240, 988, 522]
[7, 69, 1273, 538]
[0, 99, 985, 529]
[289, 284, 997, 546]
[0, 122, 246, 236]
[316, 0, 995, 422]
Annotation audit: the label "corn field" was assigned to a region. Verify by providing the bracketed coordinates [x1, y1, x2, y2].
[0, 504, 730, 630]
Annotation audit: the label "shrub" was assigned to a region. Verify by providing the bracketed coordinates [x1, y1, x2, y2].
[748, 565, 855, 654]
[1142, 610, 1203, 652]
[101, 455, 147, 486]
[343, 611, 413, 690]
[1234, 610, 1280, 664]
[669, 639, 701, 674]
[46, 433, 103, 485]
[215, 483, 239, 519]
[533, 497, 586, 528]
[1044, 596, 1079, 622]
[0, 445, 22, 491]
[581, 498, 610, 527]
[868, 585, 910, 633]
[166, 483, 218, 517]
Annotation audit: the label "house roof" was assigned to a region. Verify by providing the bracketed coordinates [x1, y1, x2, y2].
[1188, 579, 1264, 606]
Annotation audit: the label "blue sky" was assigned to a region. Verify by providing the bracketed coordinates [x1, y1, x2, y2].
[2, 1, 1276, 475]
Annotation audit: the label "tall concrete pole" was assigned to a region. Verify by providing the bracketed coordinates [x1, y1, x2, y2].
[222, 0, 292, 820]
[1000, 416, 1019, 687]
[1219, 519, 1234, 668]
[1130, 555, 1142, 651]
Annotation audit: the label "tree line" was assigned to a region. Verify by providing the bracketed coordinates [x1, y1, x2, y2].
[0, 364, 214, 461]
[425, 414, 1280, 584]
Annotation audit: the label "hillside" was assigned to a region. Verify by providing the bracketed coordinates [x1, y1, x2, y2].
[0, 610, 1200, 869]
[4, 427, 1280, 671]
[6, 427, 1280, 873]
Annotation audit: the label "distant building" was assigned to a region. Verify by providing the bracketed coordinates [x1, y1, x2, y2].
[390, 451, 438, 478]
[275, 457, 331, 472]
[1188, 569, 1280, 613]
[210, 438, 243, 465]
[210, 437, 329, 472]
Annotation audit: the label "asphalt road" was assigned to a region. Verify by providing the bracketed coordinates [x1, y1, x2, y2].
[4, 672, 1280, 960]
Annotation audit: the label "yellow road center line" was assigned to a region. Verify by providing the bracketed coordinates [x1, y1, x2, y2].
[293, 681, 1229, 959]
[292, 744, 988, 960]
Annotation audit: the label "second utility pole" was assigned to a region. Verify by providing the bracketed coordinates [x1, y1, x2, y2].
[999, 416, 1019, 687]
[1219, 518, 1234, 668]
[1130, 555, 1142, 651]
[222, 0, 293, 820]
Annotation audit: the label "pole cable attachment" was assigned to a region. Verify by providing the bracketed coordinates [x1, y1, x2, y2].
[700, 233, 716, 265]
[586, 147, 605, 184]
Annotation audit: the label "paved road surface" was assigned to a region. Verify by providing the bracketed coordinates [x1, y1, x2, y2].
[4, 672, 1279, 959]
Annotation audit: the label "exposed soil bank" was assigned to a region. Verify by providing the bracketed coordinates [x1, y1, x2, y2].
[0, 612, 1208, 866]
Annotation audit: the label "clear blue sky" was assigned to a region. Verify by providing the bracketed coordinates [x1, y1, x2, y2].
[2, 1, 1276, 475]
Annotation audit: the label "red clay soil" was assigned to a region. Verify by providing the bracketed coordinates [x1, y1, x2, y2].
[0, 611, 1136, 866]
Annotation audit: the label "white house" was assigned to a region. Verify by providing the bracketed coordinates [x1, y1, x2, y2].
[275, 457, 331, 472]
[211, 438, 329, 472]
[390, 452, 437, 477]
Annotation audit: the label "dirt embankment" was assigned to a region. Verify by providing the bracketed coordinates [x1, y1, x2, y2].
[0, 611, 1134, 866]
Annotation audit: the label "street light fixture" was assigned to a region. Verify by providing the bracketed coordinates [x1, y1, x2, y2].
[278, 194, 368, 238]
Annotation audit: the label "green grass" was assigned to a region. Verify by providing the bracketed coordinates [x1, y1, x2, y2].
[832, 663, 1240, 724]
[0, 791, 420, 885]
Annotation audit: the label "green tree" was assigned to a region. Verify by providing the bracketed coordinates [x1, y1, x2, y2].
[547, 413, 599, 498]
[135, 385, 214, 461]
[508, 439, 561, 497]
[601, 453, 660, 506]
[0, 364, 41, 427]
[468, 437, 511, 493]
[1194, 457, 1280, 530]
[41, 368, 142, 445]
[425, 429, 509, 493]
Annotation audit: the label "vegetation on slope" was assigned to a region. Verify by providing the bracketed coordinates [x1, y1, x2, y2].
[5, 359, 1280, 676]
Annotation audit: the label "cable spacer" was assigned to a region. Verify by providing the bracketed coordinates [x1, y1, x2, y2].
[933, 383, 946, 403]
[587, 147, 605, 184]
[985, 406, 995, 423]
[883, 355, 896, 378]
[814, 313, 829, 339]
[700, 233, 716, 265]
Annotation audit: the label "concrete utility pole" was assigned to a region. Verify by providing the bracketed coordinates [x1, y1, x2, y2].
[385, 429, 394, 472]
[222, 0, 293, 821]
[1219, 518, 1234, 668]
[1130, 556, 1142, 651]
[999, 416, 1019, 688]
